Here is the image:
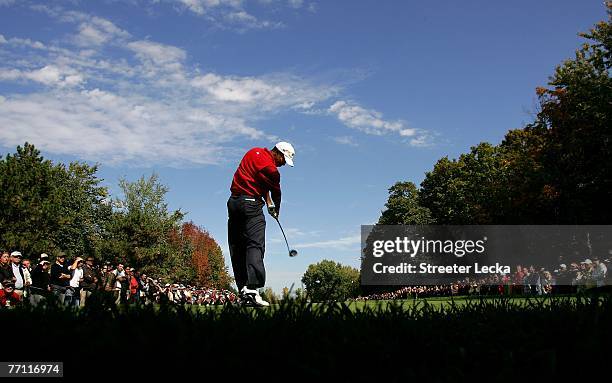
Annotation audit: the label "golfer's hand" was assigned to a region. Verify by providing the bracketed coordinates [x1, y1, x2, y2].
[267, 205, 278, 219]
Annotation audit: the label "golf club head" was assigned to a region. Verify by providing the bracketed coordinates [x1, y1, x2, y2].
[289, 249, 298, 257]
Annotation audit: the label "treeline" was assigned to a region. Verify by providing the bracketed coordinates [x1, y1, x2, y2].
[0, 143, 232, 288]
[380, 10, 611, 225]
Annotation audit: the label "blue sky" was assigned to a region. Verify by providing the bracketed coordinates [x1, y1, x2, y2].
[0, 0, 606, 292]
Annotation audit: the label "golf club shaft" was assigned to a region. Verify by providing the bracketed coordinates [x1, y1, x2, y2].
[274, 216, 292, 254]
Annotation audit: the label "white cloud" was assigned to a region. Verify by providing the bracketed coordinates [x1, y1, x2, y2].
[176, 0, 233, 15]
[0, 65, 84, 88]
[294, 235, 361, 250]
[0, 6, 427, 166]
[0, 89, 266, 166]
[329, 100, 414, 136]
[177, 0, 206, 15]
[30, 8, 130, 47]
[73, 16, 130, 47]
[225, 10, 284, 29]
[408, 132, 434, 147]
[288, 0, 303, 8]
[0, 34, 7, 44]
[169, 0, 294, 30]
[7, 37, 46, 49]
[328, 100, 431, 146]
[127, 40, 187, 65]
[191, 73, 337, 112]
[333, 136, 358, 147]
[0, 11, 337, 166]
[192, 73, 284, 102]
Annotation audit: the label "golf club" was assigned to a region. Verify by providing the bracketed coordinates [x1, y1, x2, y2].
[274, 216, 298, 257]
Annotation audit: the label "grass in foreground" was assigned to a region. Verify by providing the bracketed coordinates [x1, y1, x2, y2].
[1, 293, 610, 380]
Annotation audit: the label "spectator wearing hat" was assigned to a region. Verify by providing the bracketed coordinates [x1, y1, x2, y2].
[80, 257, 99, 307]
[50, 253, 71, 304]
[577, 259, 594, 291]
[10, 251, 27, 297]
[0, 251, 13, 287]
[38, 253, 50, 264]
[0, 280, 21, 307]
[30, 259, 51, 305]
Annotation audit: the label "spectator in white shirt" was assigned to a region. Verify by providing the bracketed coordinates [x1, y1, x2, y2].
[67, 257, 84, 307]
[10, 251, 25, 296]
[592, 257, 608, 287]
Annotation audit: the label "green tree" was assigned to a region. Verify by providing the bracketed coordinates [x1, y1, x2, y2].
[532, 6, 612, 223]
[0, 143, 109, 257]
[496, 126, 555, 223]
[301, 260, 360, 302]
[378, 182, 434, 225]
[420, 143, 504, 224]
[99, 174, 189, 280]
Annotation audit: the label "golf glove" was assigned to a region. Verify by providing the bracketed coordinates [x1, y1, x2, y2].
[267, 205, 278, 219]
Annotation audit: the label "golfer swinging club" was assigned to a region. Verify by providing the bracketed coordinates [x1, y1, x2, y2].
[228, 142, 295, 307]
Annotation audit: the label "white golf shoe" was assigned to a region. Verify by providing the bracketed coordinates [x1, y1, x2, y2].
[240, 286, 270, 307]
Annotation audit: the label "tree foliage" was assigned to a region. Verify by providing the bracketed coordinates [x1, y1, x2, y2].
[101, 174, 185, 273]
[378, 182, 434, 225]
[0, 143, 109, 257]
[180, 222, 232, 289]
[301, 260, 360, 302]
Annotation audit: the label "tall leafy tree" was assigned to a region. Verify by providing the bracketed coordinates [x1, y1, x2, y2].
[378, 181, 434, 225]
[0, 143, 109, 257]
[181, 222, 232, 289]
[99, 174, 187, 278]
[533, 6, 612, 223]
[301, 260, 360, 302]
[420, 143, 504, 224]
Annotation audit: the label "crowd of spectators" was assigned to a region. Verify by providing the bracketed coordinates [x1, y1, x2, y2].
[356, 256, 610, 301]
[0, 250, 237, 308]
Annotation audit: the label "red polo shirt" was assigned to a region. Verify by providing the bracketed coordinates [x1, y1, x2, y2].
[231, 148, 282, 211]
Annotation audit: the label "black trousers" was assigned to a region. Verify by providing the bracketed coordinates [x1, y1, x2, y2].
[227, 195, 266, 290]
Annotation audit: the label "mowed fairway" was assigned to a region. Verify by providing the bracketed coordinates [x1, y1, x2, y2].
[345, 295, 582, 311]
[186, 295, 586, 314]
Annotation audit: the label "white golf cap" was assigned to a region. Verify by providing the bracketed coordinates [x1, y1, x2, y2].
[10, 251, 22, 258]
[275, 141, 295, 167]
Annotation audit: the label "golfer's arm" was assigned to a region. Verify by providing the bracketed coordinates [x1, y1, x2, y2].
[258, 165, 282, 210]
[265, 192, 273, 207]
